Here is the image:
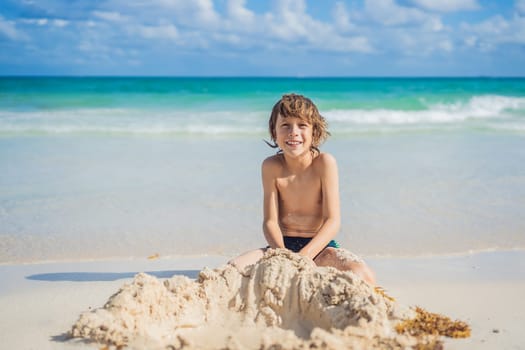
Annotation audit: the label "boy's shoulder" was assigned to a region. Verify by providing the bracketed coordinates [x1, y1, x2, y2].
[262, 154, 283, 168]
[261, 154, 283, 178]
[314, 152, 337, 166]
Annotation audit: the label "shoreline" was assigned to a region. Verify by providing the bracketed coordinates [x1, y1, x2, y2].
[2, 246, 524, 266]
[1, 250, 524, 349]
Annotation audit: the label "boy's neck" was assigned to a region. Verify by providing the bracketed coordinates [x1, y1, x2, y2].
[281, 151, 314, 172]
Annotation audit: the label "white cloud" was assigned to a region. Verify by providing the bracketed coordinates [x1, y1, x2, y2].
[381, 27, 453, 56]
[516, 0, 525, 15]
[74, 27, 142, 67]
[30, 0, 373, 55]
[190, 0, 220, 25]
[53, 19, 69, 27]
[261, 0, 373, 53]
[34, 18, 48, 25]
[325, 35, 374, 53]
[212, 32, 242, 46]
[151, 0, 220, 28]
[267, 0, 311, 40]
[409, 0, 479, 12]
[438, 39, 454, 51]
[20, 18, 69, 27]
[332, 1, 357, 32]
[354, 1, 458, 57]
[92, 11, 127, 22]
[424, 17, 444, 31]
[364, 0, 443, 31]
[226, 0, 255, 26]
[0, 15, 28, 40]
[463, 15, 509, 35]
[460, 14, 525, 51]
[464, 35, 477, 47]
[52, 19, 69, 27]
[77, 40, 107, 53]
[137, 23, 179, 41]
[13, 0, 524, 70]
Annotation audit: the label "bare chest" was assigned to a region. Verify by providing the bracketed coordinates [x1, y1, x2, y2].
[276, 171, 322, 211]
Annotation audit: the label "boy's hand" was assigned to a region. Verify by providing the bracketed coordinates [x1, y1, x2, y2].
[298, 251, 316, 267]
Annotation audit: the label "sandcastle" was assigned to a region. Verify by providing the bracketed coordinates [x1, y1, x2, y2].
[70, 249, 469, 349]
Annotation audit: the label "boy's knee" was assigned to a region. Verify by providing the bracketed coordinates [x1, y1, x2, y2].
[228, 249, 265, 271]
[318, 248, 376, 285]
[324, 247, 339, 256]
[355, 263, 376, 286]
[314, 247, 338, 265]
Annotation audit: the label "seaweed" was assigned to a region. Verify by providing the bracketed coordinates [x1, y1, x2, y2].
[396, 306, 471, 338]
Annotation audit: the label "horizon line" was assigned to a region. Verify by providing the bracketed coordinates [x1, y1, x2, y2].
[1, 74, 525, 79]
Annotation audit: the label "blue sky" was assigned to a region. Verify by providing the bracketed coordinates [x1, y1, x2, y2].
[0, 0, 524, 76]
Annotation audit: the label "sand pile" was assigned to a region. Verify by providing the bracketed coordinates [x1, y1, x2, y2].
[70, 249, 467, 349]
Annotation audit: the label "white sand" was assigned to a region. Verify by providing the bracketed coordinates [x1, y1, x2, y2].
[71, 249, 419, 349]
[1, 250, 524, 349]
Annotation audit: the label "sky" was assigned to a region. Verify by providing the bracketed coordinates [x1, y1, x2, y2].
[0, 0, 524, 76]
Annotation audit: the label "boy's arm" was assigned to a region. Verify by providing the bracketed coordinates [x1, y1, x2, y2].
[299, 153, 341, 259]
[262, 157, 285, 249]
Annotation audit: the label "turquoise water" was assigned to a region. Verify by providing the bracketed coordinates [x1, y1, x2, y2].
[1, 77, 525, 263]
[1, 77, 525, 136]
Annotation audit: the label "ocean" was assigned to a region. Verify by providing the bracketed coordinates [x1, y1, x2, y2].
[1, 77, 524, 263]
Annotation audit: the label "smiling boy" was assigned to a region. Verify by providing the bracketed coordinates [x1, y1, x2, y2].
[230, 93, 375, 285]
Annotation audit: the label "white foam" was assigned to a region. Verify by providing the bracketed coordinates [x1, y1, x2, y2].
[0, 108, 266, 136]
[326, 95, 525, 125]
[0, 95, 524, 135]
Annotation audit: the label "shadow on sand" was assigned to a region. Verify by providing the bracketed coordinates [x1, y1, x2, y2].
[50, 332, 97, 346]
[26, 269, 200, 282]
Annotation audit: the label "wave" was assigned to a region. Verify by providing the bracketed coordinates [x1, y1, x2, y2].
[0, 124, 267, 136]
[326, 95, 525, 125]
[0, 108, 268, 136]
[1, 95, 524, 136]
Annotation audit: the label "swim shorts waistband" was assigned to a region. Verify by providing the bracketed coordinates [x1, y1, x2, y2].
[282, 236, 340, 253]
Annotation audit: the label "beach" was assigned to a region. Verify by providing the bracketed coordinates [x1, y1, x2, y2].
[1, 77, 525, 348]
[1, 250, 524, 349]
[2, 78, 525, 263]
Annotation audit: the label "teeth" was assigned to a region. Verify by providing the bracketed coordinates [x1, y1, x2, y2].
[286, 141, 301, 145]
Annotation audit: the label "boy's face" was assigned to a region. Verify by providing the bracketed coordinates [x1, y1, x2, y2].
[274, 114, 313, 158]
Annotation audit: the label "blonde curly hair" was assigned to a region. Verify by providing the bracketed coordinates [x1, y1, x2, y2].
[267, 93, 330, 153]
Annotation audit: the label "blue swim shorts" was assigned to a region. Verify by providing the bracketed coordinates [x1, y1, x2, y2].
[282, 236, 340, 253]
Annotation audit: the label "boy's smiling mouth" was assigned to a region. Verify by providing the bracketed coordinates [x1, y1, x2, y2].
[285, 140, 302, 146]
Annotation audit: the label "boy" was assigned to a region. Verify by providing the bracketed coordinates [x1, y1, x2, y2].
[229, 94, 375, 285]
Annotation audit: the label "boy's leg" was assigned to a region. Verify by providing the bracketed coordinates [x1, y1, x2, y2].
[314, 247, 376, 285]
[228, 248, 266, 271]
